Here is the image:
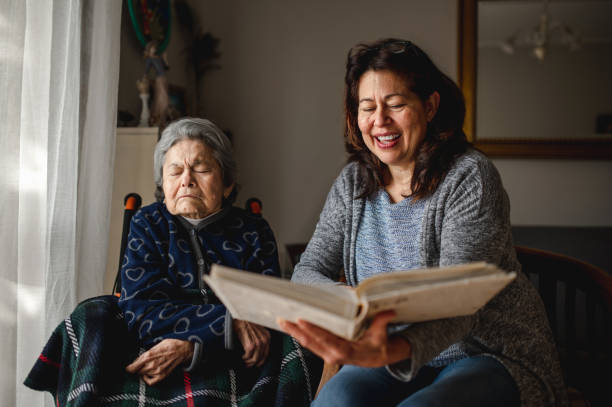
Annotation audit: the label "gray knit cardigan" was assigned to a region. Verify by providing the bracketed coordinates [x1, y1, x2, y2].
[292, 149, 567, 407]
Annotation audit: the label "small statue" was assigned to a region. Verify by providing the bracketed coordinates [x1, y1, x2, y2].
[143, 41, 170, 128]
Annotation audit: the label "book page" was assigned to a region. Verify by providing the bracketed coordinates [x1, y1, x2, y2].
[204, 265, 364, 339]
[360, 267, 515, 323]
[356, 263, 499, 297]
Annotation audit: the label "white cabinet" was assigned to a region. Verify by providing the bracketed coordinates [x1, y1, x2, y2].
[104, 127, 158, 292]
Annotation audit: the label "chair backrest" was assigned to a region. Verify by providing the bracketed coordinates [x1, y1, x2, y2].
[515, 245, 612, 405]
[113, 193, 142, 295]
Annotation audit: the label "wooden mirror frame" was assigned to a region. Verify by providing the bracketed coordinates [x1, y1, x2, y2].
[458, 0, 612, 159]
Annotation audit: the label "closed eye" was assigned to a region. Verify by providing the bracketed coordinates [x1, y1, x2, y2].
[192, 165, 211, 173]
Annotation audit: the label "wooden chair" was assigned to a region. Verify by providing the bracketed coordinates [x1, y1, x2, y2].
[287, 243, 612, 405]
[515, 246, 612, 406]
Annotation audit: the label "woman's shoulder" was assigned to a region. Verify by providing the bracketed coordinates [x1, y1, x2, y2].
[133, 201, 171, 219]
[338, 161, 362, 180]
[138, 201, 164, 213]
[309, 161, 364, 208]
[452, 148, 495, 172]
[331, 161, 364, 196]
[131, 201, 175, 230]
[442, 148, 503, 190]
[225, 206, 274, 233]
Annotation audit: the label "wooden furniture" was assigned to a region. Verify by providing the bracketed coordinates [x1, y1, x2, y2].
[512, 227, 612, 272]
[515, 246, 612, 406]
[287, 243, 612, 405]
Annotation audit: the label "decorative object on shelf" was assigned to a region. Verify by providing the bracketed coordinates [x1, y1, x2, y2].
[127, 0, 171, 53]
[143, 40, 170, 127]
[499, 0, 581, 61]
[127, 0, 172, 128]
[136, 76, 150, 127]
[174, 0, 221, 116]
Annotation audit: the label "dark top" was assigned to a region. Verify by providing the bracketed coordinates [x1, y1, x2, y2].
[118, 202, 280, 354]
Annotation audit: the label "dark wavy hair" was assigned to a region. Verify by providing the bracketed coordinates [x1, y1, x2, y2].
[344, 38, 470, 200]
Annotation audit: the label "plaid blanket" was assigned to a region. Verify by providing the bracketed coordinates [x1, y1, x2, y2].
[24, 295, 322, 406]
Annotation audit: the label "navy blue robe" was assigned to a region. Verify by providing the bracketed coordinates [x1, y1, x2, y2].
[118, 202, 280, 353]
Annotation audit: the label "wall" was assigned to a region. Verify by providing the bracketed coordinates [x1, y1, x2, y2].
[493, 158, 612, 226]
[187, 0, 457, 269]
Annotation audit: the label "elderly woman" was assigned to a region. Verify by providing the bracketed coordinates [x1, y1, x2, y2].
[25, 117, 319, 406]
[111, 117, 320, 406]
[280, 39, 567, 407]
[118, 117, 275, 382]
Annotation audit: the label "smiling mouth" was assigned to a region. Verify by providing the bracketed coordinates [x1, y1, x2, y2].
[374, 134, 400, 148]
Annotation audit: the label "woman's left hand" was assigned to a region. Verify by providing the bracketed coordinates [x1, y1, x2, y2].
[278, 311, 412, 367]
[233, 319, 271, 367]
[126, 339, 194, 385]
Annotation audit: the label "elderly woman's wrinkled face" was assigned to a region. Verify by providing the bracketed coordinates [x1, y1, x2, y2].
[357, 70, 439, 171]
[162, 139, 233, 219]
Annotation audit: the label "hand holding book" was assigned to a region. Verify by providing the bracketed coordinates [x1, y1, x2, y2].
[278, 311, 413, 367]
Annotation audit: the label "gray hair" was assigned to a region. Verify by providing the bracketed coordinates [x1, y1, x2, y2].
[153, 117, 237, 202]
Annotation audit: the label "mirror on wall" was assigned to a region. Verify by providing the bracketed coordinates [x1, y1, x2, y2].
[458, 0, 612, 158]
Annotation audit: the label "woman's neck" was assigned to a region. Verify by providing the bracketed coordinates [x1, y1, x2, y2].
[384, 163, 415, 203]
[180, 208, 222, 225]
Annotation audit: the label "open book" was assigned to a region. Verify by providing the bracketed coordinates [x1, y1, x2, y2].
[204, 262, 516, 340]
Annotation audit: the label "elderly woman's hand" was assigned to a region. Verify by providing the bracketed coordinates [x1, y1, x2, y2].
[126, 339, 194, 385]
[233, 319, 271, 367]
[279, 311, 411, 367]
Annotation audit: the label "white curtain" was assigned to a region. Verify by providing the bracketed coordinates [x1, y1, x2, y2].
[0, 1, 122, 405]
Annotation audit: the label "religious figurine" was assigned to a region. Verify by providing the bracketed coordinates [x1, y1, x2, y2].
[143, 41, 170, 128]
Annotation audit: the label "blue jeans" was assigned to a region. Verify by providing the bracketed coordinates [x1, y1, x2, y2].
[312, 355, 520, 407]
